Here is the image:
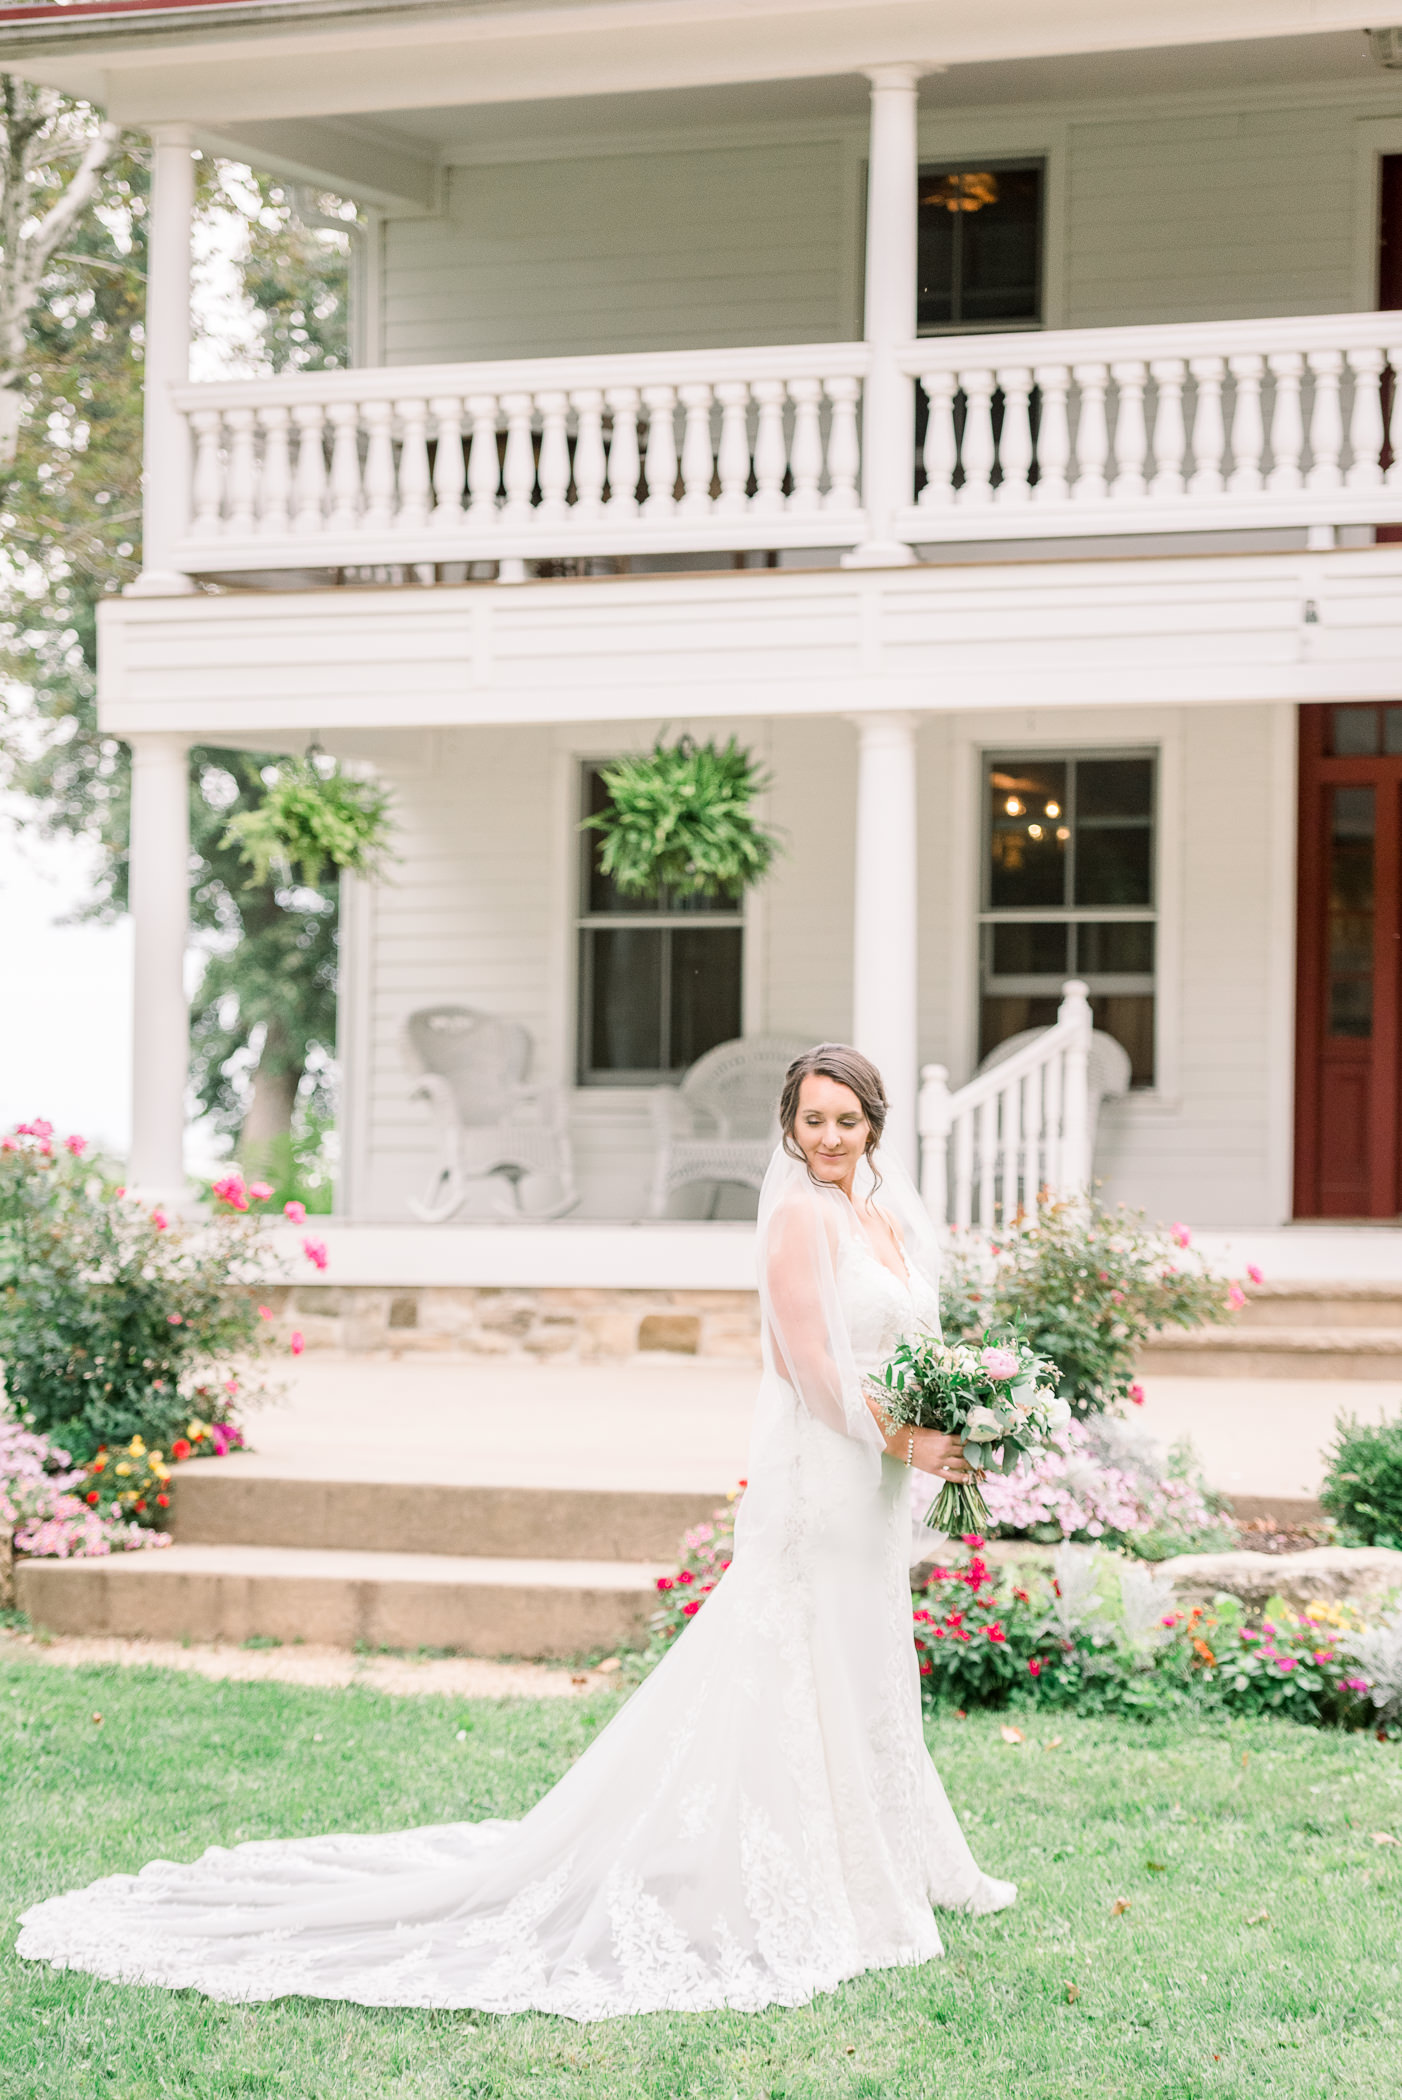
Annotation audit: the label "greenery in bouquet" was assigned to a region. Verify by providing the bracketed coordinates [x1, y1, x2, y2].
[0, 1123, 287, 1469]
[939, 1198, 1245, 1420]
[870, 1326, 1070, 1535]
[1320, 1412, 1402, 1550]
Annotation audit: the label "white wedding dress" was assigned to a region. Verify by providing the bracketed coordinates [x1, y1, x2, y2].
[18, 1154, 1015, 2019]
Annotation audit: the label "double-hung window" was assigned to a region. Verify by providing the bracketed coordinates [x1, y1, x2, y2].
[576, 762, 743, 1084]
[980, 752, 1157, 1087]
[918, 162, 1043, 333]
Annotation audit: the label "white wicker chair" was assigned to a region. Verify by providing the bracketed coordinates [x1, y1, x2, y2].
[649, 1036, 811, 1218]
[404, 1006, 579, 1223]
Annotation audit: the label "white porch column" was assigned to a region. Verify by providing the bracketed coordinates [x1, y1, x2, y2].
[852, 712, 919, 1173]
[846, 65, 921, 568]
[131, 124, 195, 595]
[128, 734, 191, 1202]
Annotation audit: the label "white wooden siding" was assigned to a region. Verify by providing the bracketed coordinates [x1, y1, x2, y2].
[382, 141, 856, 366]
[350, 701, 1294, 1228]
[377, 90, 1402, 365]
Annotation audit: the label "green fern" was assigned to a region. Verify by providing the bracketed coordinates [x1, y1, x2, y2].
[222, 758, 395, 888]
[583, 737, 781, 901]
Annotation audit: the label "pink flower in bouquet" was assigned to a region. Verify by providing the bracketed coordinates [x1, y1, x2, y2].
[248, 1181, 274, 1202]
[302, 1236, 329, 1271]
[980, 1345, 1019, 1380]
[1246, 1263, 1264, 1285]
[290, 1330, 305, 1356]
[284, 1200, 307, 1224]
[1171, 1222, 1191, 1248]
[65, 1133, 86, 1157]
[1226, 1282, 1247, 1311]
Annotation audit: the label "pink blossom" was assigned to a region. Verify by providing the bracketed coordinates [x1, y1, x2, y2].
[1342, 1676, 1370, 1693]
[1129, 1382, 1146, 1406]
[1226, 1282, 1246, 1312]
[212, 1173, 249, 1212]
[209, 1423, 242, 1457]
[257, 1305, 274, 1320]
[114, 1185, 125, 1198]
[16, 1118, 54, 1140]
[290, 1331, 305, 1356]
[1171, 1222, 1191, 1248]
[302, 1236, 329, 1271]
[151, 1208, 169, 1232]
[284, 1200, 307, 1225]
[248, 1181, 274, 1202]
[167, 1313, 183, 1326]
[1, 1138, 13, 1152]
[224, 1377, 239, 1396]
[1028, 1658, 1042, 1677]
[980, 1345, 1019, 1380]
[1246, 1264, 1264, 1286]
[64, 1133, 87, 1157]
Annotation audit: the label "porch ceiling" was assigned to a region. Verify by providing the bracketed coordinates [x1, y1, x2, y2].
[0, 6, 1381, 189]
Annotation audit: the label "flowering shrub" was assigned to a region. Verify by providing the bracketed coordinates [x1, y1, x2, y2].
[941, 1198, 1242, 1419]
[1321, 1412, 1402, 1550]
[978, 1416, 1234, 1561]
[0, 1124, 287, 1461]
[1, 1418, 166, 1590]
[648, 1490, 742, 1651]
[642, 1501, 1386, 1733]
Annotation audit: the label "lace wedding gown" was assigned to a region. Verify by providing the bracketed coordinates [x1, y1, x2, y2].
[18, 1188, 1015, 2019]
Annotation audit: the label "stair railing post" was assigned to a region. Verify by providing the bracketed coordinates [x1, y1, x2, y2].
[1057, 978, 1094, 1195]
[917, 1063, 952, 1228]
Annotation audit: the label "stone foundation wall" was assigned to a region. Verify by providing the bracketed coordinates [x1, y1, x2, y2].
[265, 1285, 763, 1361]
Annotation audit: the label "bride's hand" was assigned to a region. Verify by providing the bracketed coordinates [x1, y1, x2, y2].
[908, 1429, 974, 1482]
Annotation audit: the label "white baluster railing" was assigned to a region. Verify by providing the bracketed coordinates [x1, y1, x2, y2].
[917, 982, 1095, 1232]
[903, 309, 1402, 543]
[171, 343, 870, 572]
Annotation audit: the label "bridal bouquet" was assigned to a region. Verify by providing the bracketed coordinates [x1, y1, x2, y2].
[866, 1328, 1071, 1535]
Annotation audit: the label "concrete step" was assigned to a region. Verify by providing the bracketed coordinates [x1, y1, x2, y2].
[15, 1543, 669, 1660]
[168, 1464, 719, 1561]
[1139, 1326, 1402, 1379]
[1236, 1286, 1402, 1330]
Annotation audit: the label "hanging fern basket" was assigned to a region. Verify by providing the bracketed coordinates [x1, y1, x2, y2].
[222, 756, 396, 889]
[584, 736, 781, 902]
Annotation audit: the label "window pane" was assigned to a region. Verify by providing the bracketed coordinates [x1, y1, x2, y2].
[990, 921, 1068, 976]
[1077, 758, 1153, 819]
[918, 165, 1041, 330]
[1331, 707, 1380, 757]
[1075, 826, 1152, 906]
[1091, 994, 1155, 1088]
[979, 993, 1060, 1063]
[670, 927, 743, 1072]
[1077, 921, 1155, 975]
[989, 759, 1068, 907]
[583, 766, 664, 916]
[1384, 706, 1402, 756]
[960, 166, 1041, 325]
[1327, 785, 1375, 1039]
[585, 927, 663, 1073]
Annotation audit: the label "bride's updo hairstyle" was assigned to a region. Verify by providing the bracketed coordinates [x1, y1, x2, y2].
[778, 1043, 888, 1182]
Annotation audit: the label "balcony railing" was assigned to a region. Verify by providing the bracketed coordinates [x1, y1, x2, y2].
[172, 344, 870, 572]
[167, 311, 1402, 577]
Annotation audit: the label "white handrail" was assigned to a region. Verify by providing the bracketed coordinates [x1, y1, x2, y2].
[918, 981, 1094, 1232]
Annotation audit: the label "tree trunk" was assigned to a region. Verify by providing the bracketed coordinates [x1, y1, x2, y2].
[237, 1018, 303, 1177]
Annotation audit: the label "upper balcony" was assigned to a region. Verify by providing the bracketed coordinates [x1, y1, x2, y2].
[170, 308, 1402, 581]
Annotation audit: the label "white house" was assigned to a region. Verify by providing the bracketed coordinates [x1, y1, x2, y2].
[6, 0, 1402, 1262]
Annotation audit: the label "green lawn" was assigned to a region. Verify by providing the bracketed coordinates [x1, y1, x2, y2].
[1, 1652, 1399, 2100]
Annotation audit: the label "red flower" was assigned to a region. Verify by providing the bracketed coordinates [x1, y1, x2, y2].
[919, 1659, 933, 1675]
[171, 1438, 191, 1462]
[85, 1491, 99, 1506]
[1013, 1587, 1030, 1604]
[156, 1493, 170, 1508]
[134, 1501, 146, 1513]
[676, 1569, 694, 1585]
[1028, 1658, 1042, 1677]
[985, 1623, 1007, 1644]
[681, 1600, 701, 1616]
[656, 1576, 674, 1592]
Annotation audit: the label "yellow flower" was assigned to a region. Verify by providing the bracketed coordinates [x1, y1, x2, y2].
[129, 1436, 146, 1454]
[187, 1420, 206, 1438]
[114, 1462, 132, 1476]
[150, 1451, 163, 1464]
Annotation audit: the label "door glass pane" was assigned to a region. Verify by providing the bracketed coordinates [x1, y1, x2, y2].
[990, 921, 1068, 976]
[1326, 785, 1375, 1039]
[1331, 707, 1380, 757]
[1077, 921, 1155, 975]
[1384, 707, 1402, 756]
[669, 928, 742, 1072]
[989, 760, 1068, 907]
[586, 928, 663, 1072]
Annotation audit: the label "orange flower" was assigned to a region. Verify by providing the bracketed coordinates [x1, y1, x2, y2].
[1193, 1637, 1216, 1666]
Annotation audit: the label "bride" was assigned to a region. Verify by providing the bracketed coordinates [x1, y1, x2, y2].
[18, 1043, 1015, 2018]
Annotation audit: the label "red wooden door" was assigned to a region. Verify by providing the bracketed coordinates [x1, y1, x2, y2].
[1294, 705, 1402, 1217]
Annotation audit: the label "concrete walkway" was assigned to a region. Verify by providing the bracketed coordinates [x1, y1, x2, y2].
[242, 1351, 1402, 1503]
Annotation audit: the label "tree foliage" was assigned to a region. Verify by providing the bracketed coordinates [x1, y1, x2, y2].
[0, 121, 361, 1173]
